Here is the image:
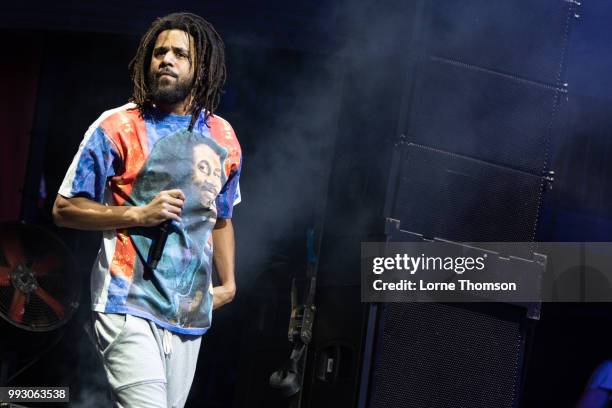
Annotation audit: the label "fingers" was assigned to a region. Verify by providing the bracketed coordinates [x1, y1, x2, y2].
[157, 190, 185, 215]
[161, 201, 182, 216]
[139, 190, 187, 226]
[163, 189, 186, 201]
[161, 209, 182, 223]
[162, 196, 184, 209]
[159, 196, 183, 220]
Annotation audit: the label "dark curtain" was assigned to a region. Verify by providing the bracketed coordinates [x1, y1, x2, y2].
[0, 31, 41, 221]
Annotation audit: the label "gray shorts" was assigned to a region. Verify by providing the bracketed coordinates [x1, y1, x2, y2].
[93, 312, 202, 408]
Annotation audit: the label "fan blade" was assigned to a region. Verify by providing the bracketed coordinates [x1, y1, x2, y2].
[0, 266, 10, 286]
[32, 255, 62, 276]
[34, 286, 65, 319]
[0, 235, 26, 267]
[9, 289, 26, 323]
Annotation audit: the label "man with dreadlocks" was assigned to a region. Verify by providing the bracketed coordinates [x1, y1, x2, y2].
[52, 12, 241, 407]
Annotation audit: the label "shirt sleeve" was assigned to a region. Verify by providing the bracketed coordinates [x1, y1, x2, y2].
[587, 361, 612, 391]
[215, 157, 242, 219]
[58, 127, 121, 203]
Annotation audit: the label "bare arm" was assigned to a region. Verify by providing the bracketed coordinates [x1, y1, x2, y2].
[52, 189, 185, 230]
[212, 218, 236, 310]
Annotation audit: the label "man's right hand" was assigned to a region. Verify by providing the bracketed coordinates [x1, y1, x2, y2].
[135, 189, 186, 227]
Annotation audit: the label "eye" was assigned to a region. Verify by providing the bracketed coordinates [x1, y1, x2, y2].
[197, 160, 211, 176]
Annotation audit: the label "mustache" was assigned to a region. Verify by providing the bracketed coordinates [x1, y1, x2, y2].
[201, 181, 218, 194]
[193, 180, 219, 196]
[156, 69, 178, 78]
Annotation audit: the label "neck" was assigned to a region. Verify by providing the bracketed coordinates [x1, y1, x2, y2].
[155, 100, 190, 115]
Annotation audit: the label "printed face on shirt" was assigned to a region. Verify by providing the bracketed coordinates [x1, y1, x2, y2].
[148, 29, 196, 106]
[192, 143, 222, 209]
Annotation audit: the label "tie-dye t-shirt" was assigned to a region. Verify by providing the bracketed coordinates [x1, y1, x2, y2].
[58, 103, 242, 335]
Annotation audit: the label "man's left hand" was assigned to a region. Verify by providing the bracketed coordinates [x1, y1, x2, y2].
[212, 283, 236, 310]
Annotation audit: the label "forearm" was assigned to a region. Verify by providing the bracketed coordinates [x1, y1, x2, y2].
[53, 189, 185, 231]
[52, 195, 142, 231]
[212, 218, 236, 309]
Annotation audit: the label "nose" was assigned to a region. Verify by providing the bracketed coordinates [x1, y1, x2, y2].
[161, 51, 177, 66]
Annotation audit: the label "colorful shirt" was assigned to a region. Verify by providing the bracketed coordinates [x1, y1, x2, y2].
[59, 103, 242, 335]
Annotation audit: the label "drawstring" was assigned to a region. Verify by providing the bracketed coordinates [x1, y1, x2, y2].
[163, 328, 173, 356]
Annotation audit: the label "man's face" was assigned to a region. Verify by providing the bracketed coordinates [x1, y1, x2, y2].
[148, 29, 196, 106]
[192, 144, 222, 209]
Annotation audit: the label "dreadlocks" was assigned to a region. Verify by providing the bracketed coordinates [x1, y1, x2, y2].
[129, 12, 226, 130]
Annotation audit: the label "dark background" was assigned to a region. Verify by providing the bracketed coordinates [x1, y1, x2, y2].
[2, 0, 612, 407]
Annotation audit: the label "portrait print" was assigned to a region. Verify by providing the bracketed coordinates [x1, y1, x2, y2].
[126, 128, 228, 325]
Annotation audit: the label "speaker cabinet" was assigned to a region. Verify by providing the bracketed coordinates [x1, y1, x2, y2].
[363, 302, 531, 408]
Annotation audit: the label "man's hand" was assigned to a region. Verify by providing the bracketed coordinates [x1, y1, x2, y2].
[52, 189, 185, 231]
[134, 189, 185, 226]
[213, 283, 236, 310]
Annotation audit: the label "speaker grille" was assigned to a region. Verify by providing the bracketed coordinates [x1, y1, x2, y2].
[369, 303, 524, 408]
[409, 59, 562, 174]
[390, 144, 543, 244]
[424, 0, 574, 85]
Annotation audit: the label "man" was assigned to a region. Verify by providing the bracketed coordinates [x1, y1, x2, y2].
[52, 12, 241, 408]
[192, 141, 224, 209]
[577, 361, 612, 408]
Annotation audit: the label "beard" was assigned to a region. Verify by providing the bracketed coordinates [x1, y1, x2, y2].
[189, 179, 219, 211]
[196, 182, 218, 210]
[148, 69, 193, 106]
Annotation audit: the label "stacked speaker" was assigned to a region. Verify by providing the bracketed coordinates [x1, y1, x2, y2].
[361, 1, 578, 408]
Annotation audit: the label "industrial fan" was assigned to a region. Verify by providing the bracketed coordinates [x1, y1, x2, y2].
[0, 221, 79, 332]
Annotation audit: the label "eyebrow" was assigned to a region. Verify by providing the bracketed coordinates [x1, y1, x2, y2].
[154, 45, 190, 55]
